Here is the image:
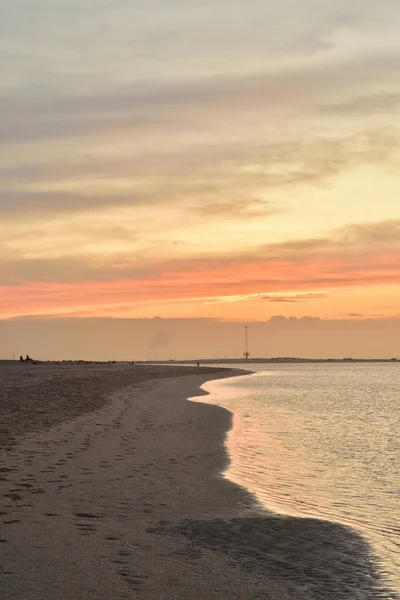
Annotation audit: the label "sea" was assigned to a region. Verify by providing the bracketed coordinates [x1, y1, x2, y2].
[200, 363, 399, 597]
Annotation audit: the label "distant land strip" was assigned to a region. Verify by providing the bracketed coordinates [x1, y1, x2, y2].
[0, 358, 398, 366]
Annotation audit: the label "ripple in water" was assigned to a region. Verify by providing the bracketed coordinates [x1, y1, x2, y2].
[200, 363, 400, 597]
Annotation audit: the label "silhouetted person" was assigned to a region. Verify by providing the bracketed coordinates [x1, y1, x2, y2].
[26, 354, 31, 363]
[197, 362, 200, 367]
[19, 355, 24, 363]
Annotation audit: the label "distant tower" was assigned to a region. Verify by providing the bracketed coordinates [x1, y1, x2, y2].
[244, 325, 250, 360]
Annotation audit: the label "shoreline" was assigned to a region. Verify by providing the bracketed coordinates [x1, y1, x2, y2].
[0, 365, 394, 599]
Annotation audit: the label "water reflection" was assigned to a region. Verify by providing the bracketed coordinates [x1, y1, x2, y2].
[198, 364, 400, 594]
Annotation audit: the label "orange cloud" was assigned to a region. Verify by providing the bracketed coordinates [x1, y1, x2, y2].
[1, 239, 399, 319]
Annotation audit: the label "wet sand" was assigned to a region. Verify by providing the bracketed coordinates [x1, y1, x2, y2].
[0, 364, 393, 599]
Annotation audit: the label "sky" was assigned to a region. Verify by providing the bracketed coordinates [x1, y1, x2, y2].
[1, 0, 400, 359]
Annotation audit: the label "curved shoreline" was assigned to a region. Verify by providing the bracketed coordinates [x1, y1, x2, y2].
[193, 372, 399, 600]
[193, 371, 400, 600]
[0, 365, 396, 599]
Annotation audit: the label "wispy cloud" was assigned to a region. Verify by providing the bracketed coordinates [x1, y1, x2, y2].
[259, 293, 328, 303]
[1, 220, 399, 319]
[1, 0, 400, 326]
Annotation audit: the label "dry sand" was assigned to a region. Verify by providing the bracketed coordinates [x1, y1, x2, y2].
[0, 363, 229, 449]
[0, 364, 391, 599]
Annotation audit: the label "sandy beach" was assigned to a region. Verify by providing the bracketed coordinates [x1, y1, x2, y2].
[0, 364, 389, 599]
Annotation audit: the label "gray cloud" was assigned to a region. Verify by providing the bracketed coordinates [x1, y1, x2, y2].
[258, 219, 400, 259]
[1, 126, 398, 220]
[340, 220, 400, 245]
[2, 48, 400, 146]
[192, 199, 281, 219]
[323, 92, 400, 115]
[2, 0, 399, 100]
[1, 0, 399, 329]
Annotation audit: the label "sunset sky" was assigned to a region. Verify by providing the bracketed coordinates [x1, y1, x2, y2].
[1, 1, 400, 359]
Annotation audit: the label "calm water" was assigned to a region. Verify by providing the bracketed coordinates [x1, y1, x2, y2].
[200, 363, 400, 595]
